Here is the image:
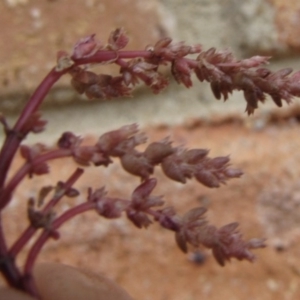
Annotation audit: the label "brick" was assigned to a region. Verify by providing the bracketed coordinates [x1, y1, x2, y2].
[0, 0, 171, 111]
[271, 0, 300, 51]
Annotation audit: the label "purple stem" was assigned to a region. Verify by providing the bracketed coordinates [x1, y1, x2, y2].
[72, 50, 152, 65]
[0, 48, 155, 294]
[24, 201, 95, 276]
[0, 68, 67, 191]
[9, 168, 84, 258]
[0, 50, 152, 210]
[0, 148, 72, 210]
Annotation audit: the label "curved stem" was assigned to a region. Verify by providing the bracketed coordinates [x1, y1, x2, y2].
[0, 149, 72, 210]
[0, 48, 156, 294]
[9, 168, 84, 258]
[15, 68, 67, 131]
[0, 69, 66, 191]
[0, 50, 152, 209]
[24, 201, 95, 275]
[73, 50, 152, 65]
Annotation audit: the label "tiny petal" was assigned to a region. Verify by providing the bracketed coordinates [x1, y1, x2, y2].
[144, 141, 174, 165]
[121, 152, 153, 179]
[127, 209, 152, 228]
[211, 156, 230, 168]
[183, 207, 207, 223]
[56, 51, 74, 72]
[107, 28, 129, 51]
[20, 145, 31, 160]
[194, 170, 220, 188]
[161, 154, 193, 183]
[183, 149, 209, 164]
[97, 124, 138, 153]
[175, 231, 188, 253]
[72, 34, 102, 59]
[96, 197, 128, 218]
[22, 112, 47, 134]
[224, 168, 243, 178]
[132, 178, 157, 204]
[247, 238, 267, 249]
[57, 132, 81, 149]
[154, 37, 172, 51]
[240, 56, 270, 68]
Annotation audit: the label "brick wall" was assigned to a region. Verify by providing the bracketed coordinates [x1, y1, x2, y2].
[1, 0, 300, 140]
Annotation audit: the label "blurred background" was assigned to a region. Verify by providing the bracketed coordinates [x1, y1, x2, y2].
[1, 1, 300, 300]
[1, 0, 300, 142]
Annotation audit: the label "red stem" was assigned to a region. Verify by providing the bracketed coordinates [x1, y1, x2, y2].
[72, 50, 152, 65]
[9, 168, 84, 258]
[0, 149, 72, 210]
[0, 48, 155, 295]
[24, 201, 95, 275]
[0, 50, 151, 210]
[0, 69, 66, 192]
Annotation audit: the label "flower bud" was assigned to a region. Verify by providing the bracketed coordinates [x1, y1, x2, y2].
[107, 28, 129, 51]
[161, 155, 193, 183]
[97, 124, 138, 153]
[144, 142, 174, 165]
[121, 152, 153, 179]
[194, 169, 220, 188]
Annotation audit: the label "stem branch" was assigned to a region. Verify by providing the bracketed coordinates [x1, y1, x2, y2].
[9, 168, 84, 258]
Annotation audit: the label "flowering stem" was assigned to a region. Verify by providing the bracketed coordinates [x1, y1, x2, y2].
[9, 168, 84, 258]
[24, 201, 95, 276]
[15, 68, 68, 131]
[72, 50, 152, 65]
[0, 148, 72, 210]
[0, 49, 151, 210]
[43, 167, 84, 211]
[0, 69, 67, 192]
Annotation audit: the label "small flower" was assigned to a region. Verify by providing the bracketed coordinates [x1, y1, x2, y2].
[72, 34, 103, 59]
[88, 187, 129, 218]
[171, 58, 193, 88]
[95, 197, 129, 219]
[209, 223, 266, 266]
[107, 28, 129, 51]
[72, 147, 94, 166]
[22, 112, 47, 134]
[97, 124, 139, 154]
[161, 152, 194, 183]
[27, 198, 55, 230]
[57, 132, 81, 149]
[152, 38, 194, 60]
[239, 55, 270, 68]
[182, 149, 209, 164]
[144, 139, 174, 165]
[126, 179, 164, 228]
[131, 178, 164, 210]
[120, 151, 153, 179]
[20, 144, 47, 161]
[194, 155, 242, 188]
[175, 207, 208, 253]
[56, 51, 74, 72]
[126, 209, 152, 228]
[155, 207, 180, 231]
